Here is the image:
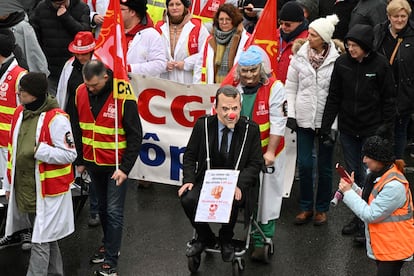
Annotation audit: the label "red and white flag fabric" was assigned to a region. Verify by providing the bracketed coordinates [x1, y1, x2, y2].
[221, 0, 278, 86]
[94, 0, 135, 100]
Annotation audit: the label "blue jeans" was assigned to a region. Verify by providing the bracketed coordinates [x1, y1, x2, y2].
[297, 128, 334, 212]
[88, 181, 99, 216]
[339, 132, 368, 187]
[394, 114, 411, 159]
[89, 170, 127, 267]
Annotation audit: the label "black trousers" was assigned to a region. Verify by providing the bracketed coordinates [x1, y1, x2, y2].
[180, 183, 243, 244]
[375, 260, 404, 276]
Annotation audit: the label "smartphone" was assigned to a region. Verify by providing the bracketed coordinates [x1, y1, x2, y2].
[335, 163, 352, 184]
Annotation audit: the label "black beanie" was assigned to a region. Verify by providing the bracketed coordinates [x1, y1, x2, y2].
[0, 29, 15, 58]
[279, 1, 305, 22]
[121, 0, 147, 18]
[362, 136, 395, 163]
[166, 0, 191, 8]
[19, 72, 48, 98]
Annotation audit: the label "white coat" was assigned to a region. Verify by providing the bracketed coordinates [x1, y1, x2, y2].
[158, 17, 209, 84]
[285, 40, 340, 129]
[237, 80, 287, 223]
[56, 54, 98, 110]
[127, 27, 168, 77]
[193, 28, 250, 84]
[4, 110, 77, 243]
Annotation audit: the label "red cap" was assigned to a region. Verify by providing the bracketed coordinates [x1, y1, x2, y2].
[68, 31, 96, 54]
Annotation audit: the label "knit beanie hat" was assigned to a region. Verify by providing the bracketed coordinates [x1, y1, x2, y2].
[19, 72, 48, 98]
[279, 1, 305, 22]
[362, 136, 395, 163]
[121, 0, 147, 18]
[309, 14, 339, 43]
[166, 0, 191, 8]
[0, 29, 15, 58]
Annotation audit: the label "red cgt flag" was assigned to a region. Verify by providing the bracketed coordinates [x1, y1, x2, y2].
[94, 0, 135, 100]
[221, 0, 278, 86]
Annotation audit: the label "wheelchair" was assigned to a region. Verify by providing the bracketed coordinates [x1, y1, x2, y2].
[186, 167, 275, 275]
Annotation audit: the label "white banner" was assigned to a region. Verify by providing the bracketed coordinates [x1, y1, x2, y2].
[194, 169, 239, 223]
[128, 75, 219, 185]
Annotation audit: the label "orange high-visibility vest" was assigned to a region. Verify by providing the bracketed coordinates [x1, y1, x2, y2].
[7, 106, 74, 197]
[75, 84, 127, 166]
[368, 166, 414, 261]
[0, 62, 26, 147]
[249, 78, 285, 156]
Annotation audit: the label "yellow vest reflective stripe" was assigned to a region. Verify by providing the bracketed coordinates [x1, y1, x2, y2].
[250, 79, 285, 156]
[0, 122, 11, 131]
[39, 164, 72, 181]
[368, 166, 414, 261]
[200, 36, 211, 84]
[0, 63, 25, 147]
[7, 107, 73, 196]
[76, 84, 128, 166]
[0, 105, 16, 115]
[192, 14, 213, 24]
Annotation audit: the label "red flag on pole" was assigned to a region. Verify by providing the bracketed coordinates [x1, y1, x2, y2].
[94, 0, 135, 100]
[221, 0, 278, 86]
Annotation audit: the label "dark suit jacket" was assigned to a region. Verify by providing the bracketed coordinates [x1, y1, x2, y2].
[183, 115, 263, 222]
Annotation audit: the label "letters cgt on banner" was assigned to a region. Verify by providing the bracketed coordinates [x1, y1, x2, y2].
[128, 75, 219, 185]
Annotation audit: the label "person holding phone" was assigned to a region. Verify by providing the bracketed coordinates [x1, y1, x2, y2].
[338, 135, 414, 276]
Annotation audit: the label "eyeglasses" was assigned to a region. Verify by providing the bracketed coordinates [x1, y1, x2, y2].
[219, 18, 232, 23]
[278, 20, 292, 28]
[344, 42, 361, 49]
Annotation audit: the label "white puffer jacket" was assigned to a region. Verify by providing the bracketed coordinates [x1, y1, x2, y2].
[285, 40, 340, 129]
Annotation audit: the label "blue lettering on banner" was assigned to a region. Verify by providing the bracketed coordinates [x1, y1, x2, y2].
[170, 146, 185, 180]
[139, 132, 186, 181]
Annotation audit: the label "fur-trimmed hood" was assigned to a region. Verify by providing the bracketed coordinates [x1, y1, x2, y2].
[292, 38, 345, 55]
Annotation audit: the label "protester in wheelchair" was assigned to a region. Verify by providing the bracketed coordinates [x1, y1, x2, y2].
[178, 86, 263, 262]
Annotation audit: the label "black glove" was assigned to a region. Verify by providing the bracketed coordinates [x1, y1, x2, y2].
[319, 131, 335, 147]
[286, 117, 297, 132]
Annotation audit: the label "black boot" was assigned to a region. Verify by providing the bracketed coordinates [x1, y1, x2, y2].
[342, 216, 361, 235]
[353, 221, 366, 245]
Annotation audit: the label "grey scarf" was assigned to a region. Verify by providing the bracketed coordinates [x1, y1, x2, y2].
[215, 28, 236, 45]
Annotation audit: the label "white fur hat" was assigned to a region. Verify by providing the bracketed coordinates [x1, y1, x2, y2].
[309, 14, 339, 43]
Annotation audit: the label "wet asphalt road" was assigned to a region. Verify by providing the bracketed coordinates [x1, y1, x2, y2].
[1, 175, 414, 276]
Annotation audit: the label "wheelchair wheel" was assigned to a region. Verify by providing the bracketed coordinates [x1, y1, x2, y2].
[232, 258, 245, 276]
[262, 244, 273, 264]
[187, 254, 201, 273]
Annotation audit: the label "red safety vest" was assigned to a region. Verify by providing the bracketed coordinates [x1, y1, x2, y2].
[0, 63, 26, 147]
[7, 106, 74, 197]
[250, 78, 285, 156]
[76, 84, 127, 166]
[191, 0, 225, 24]
[368, 166, 414, 261]
[155, 18, 202, 56]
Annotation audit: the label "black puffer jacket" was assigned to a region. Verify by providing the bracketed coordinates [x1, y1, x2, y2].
[321, 24, 396, 138]
[374, 20, 414, 115]
[30, 0, 90, 79]
[348, 0, 387, 29]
